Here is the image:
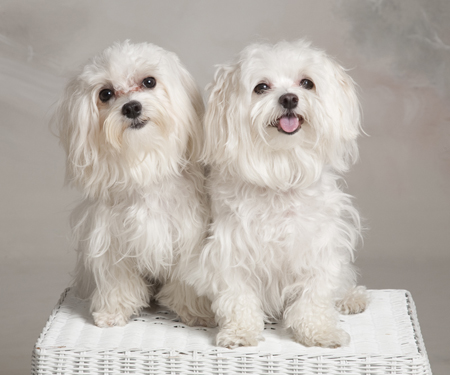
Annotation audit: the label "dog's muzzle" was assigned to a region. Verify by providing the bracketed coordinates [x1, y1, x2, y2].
[122, 100, 147, 129]
[271, 94, 303, 135]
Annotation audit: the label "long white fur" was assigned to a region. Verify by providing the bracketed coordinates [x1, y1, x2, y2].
[56, 41, 212, 327]
[188, 40, 368, 348]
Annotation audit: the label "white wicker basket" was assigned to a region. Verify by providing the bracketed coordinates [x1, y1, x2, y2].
[32, 289, 432, 375]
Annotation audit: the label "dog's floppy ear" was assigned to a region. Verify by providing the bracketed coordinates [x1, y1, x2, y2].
[163, 51, 204, 165]
[202, 63, 241, 165]
[176, 62, 205, 165]
[322, 59, 361, 172]
[54, 76, 100, 190]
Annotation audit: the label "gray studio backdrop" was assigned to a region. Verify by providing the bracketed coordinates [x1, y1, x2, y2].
[1, 1, 449, 374]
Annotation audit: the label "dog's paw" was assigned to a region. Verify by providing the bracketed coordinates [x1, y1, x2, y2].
[216, 329, 263, 349]
[93, 312, 128, 328]
[293, 327, 350, 348]
[337, 286, 368, 315]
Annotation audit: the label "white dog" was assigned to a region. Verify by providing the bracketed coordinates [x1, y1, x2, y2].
[189, 40, 368, 348]
[56, 41, 212, 328]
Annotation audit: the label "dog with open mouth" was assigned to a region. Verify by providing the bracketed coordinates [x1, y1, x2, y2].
[189, 40, 368, 348]
[55, 41, 213, 328]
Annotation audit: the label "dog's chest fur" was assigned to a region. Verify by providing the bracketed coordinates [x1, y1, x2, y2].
[209, 169, 349, 278]
[77, 170, 204, 279]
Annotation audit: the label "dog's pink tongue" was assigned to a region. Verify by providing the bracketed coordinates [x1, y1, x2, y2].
[279, 115, 299, 133]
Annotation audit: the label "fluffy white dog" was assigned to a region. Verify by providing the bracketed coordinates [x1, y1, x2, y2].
[190, 40, 368, 348]
[56, 41, 212, 328]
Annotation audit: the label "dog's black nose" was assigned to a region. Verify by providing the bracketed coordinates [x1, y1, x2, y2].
[278, 93, 299, 110]
[122, 100, 142, 119]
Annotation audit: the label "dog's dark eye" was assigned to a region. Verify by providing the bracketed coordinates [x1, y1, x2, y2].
[142, 77, 157, 89]
[254, 83, 270, 94]
[300, 79, 314, 90]
[99, 88, 114, 102]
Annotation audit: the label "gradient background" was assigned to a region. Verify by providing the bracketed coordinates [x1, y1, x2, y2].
[1, 1, 449, 374]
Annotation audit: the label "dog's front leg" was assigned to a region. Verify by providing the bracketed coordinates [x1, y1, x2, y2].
[89, 255, 150, 328]
[212, 288, 265, 349]
[284, 274, 350, 348]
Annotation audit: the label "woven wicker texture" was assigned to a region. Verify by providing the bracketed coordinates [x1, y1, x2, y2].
[32, 289, 432, 375]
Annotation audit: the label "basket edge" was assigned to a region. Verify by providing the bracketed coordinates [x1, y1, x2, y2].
[403, 290, 433, 375]
[33, 287, 71, 349]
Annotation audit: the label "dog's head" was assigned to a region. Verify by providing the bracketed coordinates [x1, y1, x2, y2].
[204, 40, 360, 189]
[56, 41, 203, 197]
